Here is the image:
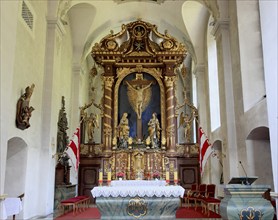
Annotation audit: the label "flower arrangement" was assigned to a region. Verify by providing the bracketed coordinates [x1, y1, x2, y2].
[152, 171, 160, 179]
[116, 171, 125, 178]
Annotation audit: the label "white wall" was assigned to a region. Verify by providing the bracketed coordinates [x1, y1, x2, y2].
[237, 0, 265, 112]
[1, 0, 76, 218]
[259, 0, 278, 195]
[246, 139, 273, 190]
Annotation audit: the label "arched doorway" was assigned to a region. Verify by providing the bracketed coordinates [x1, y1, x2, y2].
[210, 140, 224, 184]
[4, 137, 28, 219]
[246, 126, 274, 190]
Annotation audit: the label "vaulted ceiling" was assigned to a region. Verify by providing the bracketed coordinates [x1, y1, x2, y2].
[55, 0, 219, 70]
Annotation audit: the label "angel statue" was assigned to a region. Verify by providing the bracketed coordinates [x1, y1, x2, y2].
[126, 81, 152, 119]
[86, 113, 99, 143]
[179, 111, 195, 143]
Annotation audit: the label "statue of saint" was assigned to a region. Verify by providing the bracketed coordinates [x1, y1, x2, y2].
[179, 111, 195, 143]
[117, 113, 130, 148]
[86, 113, 99, 143]
[16, 84, 35, 130]
[148, 113, 161, 148]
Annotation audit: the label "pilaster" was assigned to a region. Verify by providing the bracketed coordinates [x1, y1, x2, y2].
[212, 18, 238, 181]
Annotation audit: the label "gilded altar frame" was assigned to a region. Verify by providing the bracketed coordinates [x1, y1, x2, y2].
[113, 66, 166, 140]
[78, 20, 201, 196]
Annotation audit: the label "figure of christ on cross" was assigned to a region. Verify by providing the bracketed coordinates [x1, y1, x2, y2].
[125, 74, 155, 140]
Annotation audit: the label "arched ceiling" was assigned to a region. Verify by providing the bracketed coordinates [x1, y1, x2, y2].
[57, 0, 217, 69]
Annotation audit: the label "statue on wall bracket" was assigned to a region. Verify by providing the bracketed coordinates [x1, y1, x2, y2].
[16, 83, 35, 130]
[176, 90, 198, 143]
[86, 113, 99, 143]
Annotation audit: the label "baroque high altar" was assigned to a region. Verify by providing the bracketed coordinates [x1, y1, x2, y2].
[78, 20, 200, 197]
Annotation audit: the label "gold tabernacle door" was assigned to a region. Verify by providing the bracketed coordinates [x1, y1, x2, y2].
[110, 148, 167, 180]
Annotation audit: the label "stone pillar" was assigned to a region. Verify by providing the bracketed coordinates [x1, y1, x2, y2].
[193, 64, 209, 129]
[102, 71, 114, 155]
[212, 19, 238, 180]
[164, 75, 177, 154]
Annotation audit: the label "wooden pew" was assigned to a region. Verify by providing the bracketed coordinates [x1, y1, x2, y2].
[60, 196, 90, 215]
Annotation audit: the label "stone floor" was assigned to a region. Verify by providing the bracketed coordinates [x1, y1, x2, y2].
[28, 203, 222, 220]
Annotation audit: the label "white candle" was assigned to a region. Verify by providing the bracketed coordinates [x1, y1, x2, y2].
[99, 171, 103, 181]
[107, 171, 111, 181]
[166, 171, 170, 181]
[174, 171, 178, 180]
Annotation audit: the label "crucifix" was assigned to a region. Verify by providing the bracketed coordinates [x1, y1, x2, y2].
[125, 74, 155, 140]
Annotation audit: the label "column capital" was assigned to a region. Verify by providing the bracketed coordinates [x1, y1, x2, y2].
[103, 76, 114, 89]
[164, 76, 176, 87]
[46, 17, 66, 36]
[193, 64, 206, 78]
[211, 19, 230, 38]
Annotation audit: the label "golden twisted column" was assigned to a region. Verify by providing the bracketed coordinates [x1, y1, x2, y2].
[103, 76, 114, 155]
[164, 76, 177, 154]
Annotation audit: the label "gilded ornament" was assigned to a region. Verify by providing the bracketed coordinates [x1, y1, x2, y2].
[164, 76, 176, 87]
[104, 76, 114, 89]
[127, 197, 147, 218]
[106, 40, 118, 50]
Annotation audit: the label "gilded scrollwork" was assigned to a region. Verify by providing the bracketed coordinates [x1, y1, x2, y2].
[91, 19, 187, 61]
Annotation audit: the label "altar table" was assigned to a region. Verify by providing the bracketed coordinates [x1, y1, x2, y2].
[110, 180, 166, 187]
[2, 198, 22, 219]
[91, 182, 185, 219]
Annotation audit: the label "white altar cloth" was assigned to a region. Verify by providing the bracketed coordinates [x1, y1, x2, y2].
[111, 180, 166, 187]
[92, 185, 185, 198]
[2, 198, 22, 219]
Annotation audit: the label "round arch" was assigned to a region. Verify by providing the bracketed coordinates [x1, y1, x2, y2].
[245, 126, 273, 190]
[4, 137, 28, 218]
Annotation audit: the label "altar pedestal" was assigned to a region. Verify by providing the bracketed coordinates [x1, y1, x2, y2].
[96, 196, 180, 219]
[220, 185, 275, 220]
[91, 183, 184, 219]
